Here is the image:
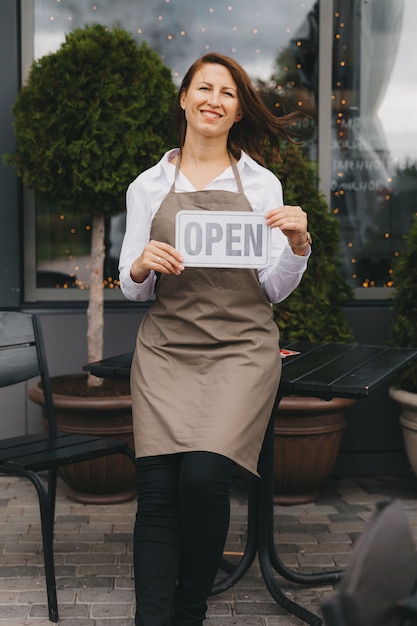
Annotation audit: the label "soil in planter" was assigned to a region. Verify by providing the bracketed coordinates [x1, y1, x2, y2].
[49, 375, 130, 397]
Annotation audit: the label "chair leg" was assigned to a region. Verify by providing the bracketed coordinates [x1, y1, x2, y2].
[47, 467, 58, 528]
[25, 470, 59, 623]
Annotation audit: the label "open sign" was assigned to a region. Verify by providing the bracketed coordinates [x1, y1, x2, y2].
[175, 210, 271, 268]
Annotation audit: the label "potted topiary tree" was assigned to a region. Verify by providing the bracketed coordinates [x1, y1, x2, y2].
[4, 23, 176, 502]
[388, 206, 417, 477]
[268, 143, 356, 504]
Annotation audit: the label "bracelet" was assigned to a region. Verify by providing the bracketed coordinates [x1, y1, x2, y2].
[288, 232, 312, 250]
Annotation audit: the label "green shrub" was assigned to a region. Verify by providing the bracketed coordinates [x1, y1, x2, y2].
[6, 24, 176, 215]
[389, 213, 417, 391]
[270, 144, 354, 342]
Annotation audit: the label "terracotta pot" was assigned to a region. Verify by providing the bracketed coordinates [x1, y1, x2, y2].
[389, 386, 417, 476]
[273, 396, 356, 505]
[29, 375, 136, 504]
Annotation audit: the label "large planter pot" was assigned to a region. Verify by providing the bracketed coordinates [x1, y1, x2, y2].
[389, 386, 417, 476]
[273, 396, 356, 505]
[29, 375, 136, 504]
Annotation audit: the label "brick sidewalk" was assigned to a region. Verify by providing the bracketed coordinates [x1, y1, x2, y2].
[1, 473, 416, 625]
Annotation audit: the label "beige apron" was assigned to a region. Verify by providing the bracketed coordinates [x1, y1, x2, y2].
[130, 156, 281, 475]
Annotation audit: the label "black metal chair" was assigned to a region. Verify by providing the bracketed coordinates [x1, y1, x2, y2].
[321, 498, 417, 626]
[0, 311, 136, 622]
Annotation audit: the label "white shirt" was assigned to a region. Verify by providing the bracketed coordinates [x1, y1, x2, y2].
[119, 149, 310, 304]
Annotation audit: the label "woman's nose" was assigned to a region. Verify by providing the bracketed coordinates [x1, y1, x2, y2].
[207, 90, 221, 106]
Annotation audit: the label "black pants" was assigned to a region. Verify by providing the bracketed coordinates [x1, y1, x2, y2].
[133, 452, 236, 626]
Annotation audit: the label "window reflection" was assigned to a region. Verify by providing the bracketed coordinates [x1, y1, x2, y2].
[332, 0, 417, 289]
[35, 203, 124, 291]
[33, 0, 317, 292]
[30, 0, 417, 295]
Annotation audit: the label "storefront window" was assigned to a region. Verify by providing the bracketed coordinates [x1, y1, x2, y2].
[24, 0, 417, 299]
[332, 0, 417, 292]
[27, 0, 317, 299]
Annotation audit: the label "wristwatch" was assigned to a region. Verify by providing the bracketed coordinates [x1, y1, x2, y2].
[288, 232, 312, 250]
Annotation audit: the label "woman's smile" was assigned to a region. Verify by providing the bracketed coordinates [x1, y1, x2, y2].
[200, 110, 223, 120]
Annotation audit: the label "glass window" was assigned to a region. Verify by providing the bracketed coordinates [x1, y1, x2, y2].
[26, 0, 317, 300]
[331, 0, 417, 294]
[24, 0, 417, 300]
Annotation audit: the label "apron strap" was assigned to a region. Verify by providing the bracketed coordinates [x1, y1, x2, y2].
[171, 154, 181, 191]
[170, 151, 245, 194]
[229, 155, 244, 194]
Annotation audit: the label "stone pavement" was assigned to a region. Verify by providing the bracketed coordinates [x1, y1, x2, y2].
[1, 472, 417, 625]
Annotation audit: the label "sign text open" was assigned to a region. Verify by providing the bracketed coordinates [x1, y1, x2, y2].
[175, 210, 271, 268]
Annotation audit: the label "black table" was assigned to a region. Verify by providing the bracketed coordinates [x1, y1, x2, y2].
[84, 341, 417, 625]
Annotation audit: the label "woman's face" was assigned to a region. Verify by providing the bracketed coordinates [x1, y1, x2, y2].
[180, 63, 242, 141]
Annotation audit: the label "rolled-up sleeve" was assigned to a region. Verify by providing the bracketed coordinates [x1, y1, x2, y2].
[245, 164, 310, 304]
[259, 240, 309, 304]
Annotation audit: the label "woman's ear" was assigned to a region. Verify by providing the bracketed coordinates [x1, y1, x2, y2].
[180, 90, 187, 110]
[235, 110, 243, 123]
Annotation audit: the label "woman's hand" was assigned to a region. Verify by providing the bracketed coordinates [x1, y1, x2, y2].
[265, 205, 310, 255]
[130, 240, 185, 283]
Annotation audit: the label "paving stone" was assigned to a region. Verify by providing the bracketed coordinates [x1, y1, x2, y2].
[77, 589, 135, 603]
[90, 602, 133, 618]
[19, 588, 75, 603]
[65, 553, 117, 565]
[115, 577, 135, 590]
[275, 532, 318, 544]
[295, 554, 335, 567]
[0, 605, 28, 619]
[234, 601, 284, 616]
[52, 542, 93, 553]
[0, 474, 416, 624]
[94, 617, 135, 626]
[56, 617, 95, 626]
[0, 565, 39, 577]
[29, 601, 89, 618]
[57, 576, 114, 589]
[206, 618, 264, 625]
[77, 564, 130, 577]
[3, 542, 41, 554]
[56, 514, 90, 523]
[276, 522, 329, 534]
[0, 591, 18, 606]
[105, 532, 132, 543]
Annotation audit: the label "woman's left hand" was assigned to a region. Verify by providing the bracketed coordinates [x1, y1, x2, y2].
[265, 205, 309, 253]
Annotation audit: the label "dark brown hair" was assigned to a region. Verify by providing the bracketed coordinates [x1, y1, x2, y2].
[175, 52, 300, 165]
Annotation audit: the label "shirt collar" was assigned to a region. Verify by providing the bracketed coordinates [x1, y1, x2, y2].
[236, 150, 264, 174]
[147, 148, 179, 180]
[150, 148, 262, 181]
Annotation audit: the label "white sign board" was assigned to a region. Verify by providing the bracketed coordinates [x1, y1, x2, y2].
[175, 210, 271, 268]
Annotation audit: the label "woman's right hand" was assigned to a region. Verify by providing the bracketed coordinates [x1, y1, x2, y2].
[130, 240, 185, 283]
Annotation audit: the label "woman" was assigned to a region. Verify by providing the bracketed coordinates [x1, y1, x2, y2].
[119, 52, 311, 626]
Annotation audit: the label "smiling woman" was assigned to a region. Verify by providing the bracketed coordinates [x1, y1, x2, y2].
[117, 49, 311, 625]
